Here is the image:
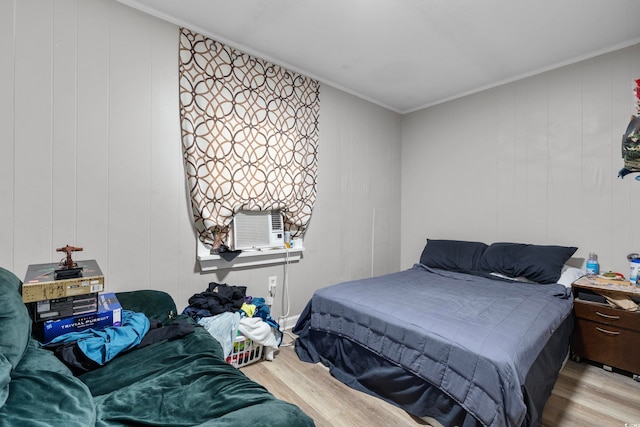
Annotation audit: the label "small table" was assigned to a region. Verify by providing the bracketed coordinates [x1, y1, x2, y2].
[571, 276, 640, 380]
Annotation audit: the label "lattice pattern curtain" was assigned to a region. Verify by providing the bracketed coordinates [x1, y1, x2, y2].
[179, 28, 320, 248]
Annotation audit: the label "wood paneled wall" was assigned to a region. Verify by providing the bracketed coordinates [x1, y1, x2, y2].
[401, 44, 640, 274]
[8, 0, 635, 318]
[0, 0, 402, 316]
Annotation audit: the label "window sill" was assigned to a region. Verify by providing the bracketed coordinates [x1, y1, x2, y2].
[197, 239, 304, 272]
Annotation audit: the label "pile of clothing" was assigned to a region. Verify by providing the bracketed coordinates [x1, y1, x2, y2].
[183, 282, 283, 361]
[43, 312, 194, 374]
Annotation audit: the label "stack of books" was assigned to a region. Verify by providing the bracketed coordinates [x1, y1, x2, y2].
[22, 260, 121, 342]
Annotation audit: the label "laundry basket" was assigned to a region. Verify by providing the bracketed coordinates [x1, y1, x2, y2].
[225, 333, 263, 368]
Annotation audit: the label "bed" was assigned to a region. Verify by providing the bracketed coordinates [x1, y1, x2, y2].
[294, 239, 578, 427]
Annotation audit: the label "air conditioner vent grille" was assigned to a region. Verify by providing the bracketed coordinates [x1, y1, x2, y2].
[271, 212, 283, 231]
[233, 210, 284, 250]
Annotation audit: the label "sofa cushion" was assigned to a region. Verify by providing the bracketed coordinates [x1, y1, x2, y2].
[0, 339, 96, 426]
[115, 289, 177, 324]
[0, 266, 31, 408]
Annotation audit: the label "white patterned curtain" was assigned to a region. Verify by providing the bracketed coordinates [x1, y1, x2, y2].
[179, 28, 320, 248]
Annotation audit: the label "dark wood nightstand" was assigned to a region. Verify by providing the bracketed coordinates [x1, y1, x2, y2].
[571, 276, 640, 381]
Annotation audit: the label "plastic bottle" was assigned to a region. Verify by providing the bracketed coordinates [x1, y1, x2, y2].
[630, 259, 640, 285]
[586, 253, 599, 275]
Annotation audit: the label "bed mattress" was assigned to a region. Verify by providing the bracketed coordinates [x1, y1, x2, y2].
[294, 264, 573, 427]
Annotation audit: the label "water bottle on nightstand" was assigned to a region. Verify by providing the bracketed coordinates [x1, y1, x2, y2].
[629, 254, 640, 286]
[586, 253, 599, 276]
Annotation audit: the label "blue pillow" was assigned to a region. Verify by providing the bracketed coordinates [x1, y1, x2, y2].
[478, 242, 577, 284]
[419, 239, 488, 272]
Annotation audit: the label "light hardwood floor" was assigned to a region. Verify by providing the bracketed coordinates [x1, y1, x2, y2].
[242, 337, 640, 427]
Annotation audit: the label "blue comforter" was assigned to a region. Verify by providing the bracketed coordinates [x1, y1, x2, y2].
[295, 264, 572, 427]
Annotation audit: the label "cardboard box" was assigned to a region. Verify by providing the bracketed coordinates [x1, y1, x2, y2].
[30, 293, 99, 322]
[22, 260, 105, 303]
[37, 293, 121, 342]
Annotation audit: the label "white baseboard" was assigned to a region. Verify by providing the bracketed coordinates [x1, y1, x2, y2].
[277, 313, 300, 332]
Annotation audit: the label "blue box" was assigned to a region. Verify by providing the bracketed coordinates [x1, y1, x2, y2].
[40, 293, 122, 342]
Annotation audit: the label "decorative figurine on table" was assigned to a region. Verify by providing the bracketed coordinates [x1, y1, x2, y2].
[54, 244, 84, 279]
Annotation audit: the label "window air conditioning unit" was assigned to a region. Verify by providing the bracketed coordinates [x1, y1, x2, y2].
[232, 210, 284, 250]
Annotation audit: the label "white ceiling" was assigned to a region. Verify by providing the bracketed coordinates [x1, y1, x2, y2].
[118, 0, 640, 114]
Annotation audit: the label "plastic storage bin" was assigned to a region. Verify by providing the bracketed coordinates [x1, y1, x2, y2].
[225, 333, 263, 368]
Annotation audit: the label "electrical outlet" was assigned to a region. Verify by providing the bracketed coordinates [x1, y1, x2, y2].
[268, 276, 277, 294]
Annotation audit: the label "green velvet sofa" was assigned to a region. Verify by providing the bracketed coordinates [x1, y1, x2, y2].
[0, 266, 314, 426]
